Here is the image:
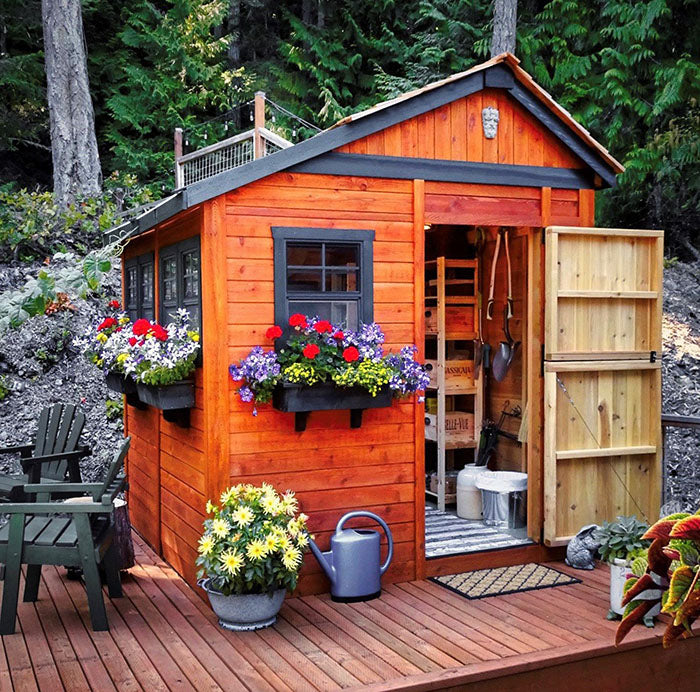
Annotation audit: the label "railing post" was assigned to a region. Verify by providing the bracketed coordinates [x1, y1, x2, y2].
[254, 91, 265, 159]
[174, 127, 184, 188]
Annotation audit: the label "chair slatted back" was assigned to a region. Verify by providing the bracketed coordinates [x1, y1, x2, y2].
[93, 438, 131, 502]
[32, 404, 86, 481]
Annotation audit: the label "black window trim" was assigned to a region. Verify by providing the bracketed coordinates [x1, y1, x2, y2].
[158, 235, 201, 329]
[272, 226, 375, 330]
[124, 251, 155, 321]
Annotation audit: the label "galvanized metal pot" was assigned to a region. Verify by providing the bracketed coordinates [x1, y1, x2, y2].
[199, 579, 285, 631]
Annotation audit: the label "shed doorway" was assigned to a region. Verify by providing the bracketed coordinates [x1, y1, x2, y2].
[423, 225, 537, 559]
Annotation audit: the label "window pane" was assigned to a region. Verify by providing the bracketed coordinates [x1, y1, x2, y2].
[287, 243, 321, 266]
[183, 250, 200, 299]
[326, 270, 358, 292]
[325, 244, 358, 268]
[288, 300, 359, 330]
[141, 264, 154, 305]
[287, 269, 322, 291]
[126, 267, 137, 305]
[162, 257, 177, 302]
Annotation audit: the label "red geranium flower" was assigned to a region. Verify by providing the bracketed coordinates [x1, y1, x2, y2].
[132, 318, 151, 336]
[128, 337, 137, 347]
[333, 330, 344, 340]
[343, 346, 360, 362]
[289, 313, 308, 329]
[152, 325, 168, 341]
[97, 317, 117, 331]
[266, 325, 283, 339]
[314, 320, 332, 334]
[108, 300, 121, 309]
[302, 343, 320, 359]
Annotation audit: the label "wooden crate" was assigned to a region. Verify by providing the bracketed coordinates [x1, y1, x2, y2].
[424, 307, 475, 336]
[425, 411, 475, 447]
[425, 359, 475, 390]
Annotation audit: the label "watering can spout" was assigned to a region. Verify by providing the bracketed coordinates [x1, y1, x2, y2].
[308, 537, 336, 585]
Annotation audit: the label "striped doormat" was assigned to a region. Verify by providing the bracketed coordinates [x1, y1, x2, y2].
[430, 563, 581, 600]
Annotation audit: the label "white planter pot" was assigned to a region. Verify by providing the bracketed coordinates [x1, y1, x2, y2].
[199, 579, 285, 631]
[608, 558, 661, 622]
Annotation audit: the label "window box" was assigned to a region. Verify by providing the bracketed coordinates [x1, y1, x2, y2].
[105, 371, 146, 410]
[272, 382, 392, 431]
[135, 381, 195, 427]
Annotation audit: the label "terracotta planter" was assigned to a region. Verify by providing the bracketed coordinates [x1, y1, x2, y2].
[199, 579, 285, 631]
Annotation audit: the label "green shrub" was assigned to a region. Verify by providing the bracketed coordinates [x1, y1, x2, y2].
[105, 398, 124, 422]
[0, 376, 9, 401]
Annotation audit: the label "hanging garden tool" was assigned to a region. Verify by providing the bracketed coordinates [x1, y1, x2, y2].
[474, 292, 486, 377]
[486, 229, 520, 381]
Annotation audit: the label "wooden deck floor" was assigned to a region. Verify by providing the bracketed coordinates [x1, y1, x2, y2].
[1, 531, 697, 691]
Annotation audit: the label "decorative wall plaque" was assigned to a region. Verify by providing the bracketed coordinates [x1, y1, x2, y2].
[482, 107, 500, 139]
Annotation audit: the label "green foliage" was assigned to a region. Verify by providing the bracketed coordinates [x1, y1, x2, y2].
[0, 376, 9, 401]
[0, 172, 155, 262]
[594, 515, 649, 564]
[105, 397, 124, 422]
[105, 0, 239, 182]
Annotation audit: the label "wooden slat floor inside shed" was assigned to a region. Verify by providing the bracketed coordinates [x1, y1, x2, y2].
[0, 531, 694, 691]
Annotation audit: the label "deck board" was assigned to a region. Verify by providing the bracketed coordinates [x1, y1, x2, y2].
[1, 530, 698, 691]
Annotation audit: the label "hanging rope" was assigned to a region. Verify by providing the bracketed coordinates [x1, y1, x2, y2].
[555, 374, 650, 523]
[263, 97, 322, 132]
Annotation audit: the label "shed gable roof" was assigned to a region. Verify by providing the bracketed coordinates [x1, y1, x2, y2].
[116, 53, 623, 239]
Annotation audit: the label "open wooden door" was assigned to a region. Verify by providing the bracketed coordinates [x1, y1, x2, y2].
[543, 226, 663, 546]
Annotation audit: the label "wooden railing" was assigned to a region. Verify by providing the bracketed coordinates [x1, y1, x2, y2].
[661, 412, 700, 507]
[174, 126, 291, 188]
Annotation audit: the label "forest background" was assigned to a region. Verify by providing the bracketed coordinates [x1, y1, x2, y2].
[1, 0, 699, 256]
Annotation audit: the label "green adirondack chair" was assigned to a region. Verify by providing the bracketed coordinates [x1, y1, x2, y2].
[0, 403, 90, 501]
[0, 437, 131, 634]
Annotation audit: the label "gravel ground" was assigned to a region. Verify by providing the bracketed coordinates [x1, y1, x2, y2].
[0, 262, 123, 482]
[0, 258, 698, 510]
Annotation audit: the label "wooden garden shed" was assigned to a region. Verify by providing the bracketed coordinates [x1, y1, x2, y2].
[117, 53, 663, 594]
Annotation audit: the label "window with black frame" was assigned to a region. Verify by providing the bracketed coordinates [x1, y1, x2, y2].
[124, 252, 155, 321]
[272, 227, 374, 330]
[159, 236, 201, 330]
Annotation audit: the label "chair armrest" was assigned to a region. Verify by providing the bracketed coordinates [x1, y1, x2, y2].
[2, 501, 113, 515]
[23, 482, 103, 499]
[0, 443, 34, 456]
[20, 446, 91, 470]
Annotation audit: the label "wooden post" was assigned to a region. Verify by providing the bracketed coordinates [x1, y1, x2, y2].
[254, 91, 266, 159]
[174, 127, 184, 188]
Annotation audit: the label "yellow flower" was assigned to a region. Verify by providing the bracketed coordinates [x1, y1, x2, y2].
[211, 518, 230, 538]
[276, 533, 291, 551]
[188, 331, 200, 342]
[280, 491, 298, 516]
[97, 333, 107, 343]
[261, 482, 276, 496]
[246, 539, 268, 561]
[231, 506, 254, 528]
[282, 546, 302, 571]
[264, 533, 279, 552]
[219, 549, 244, 576]
[116, 353, 127, 363]
[220, 486, 238, 505]
[198, 534, 215, 555]
[244, 485, 261, 501]
[119, 317, 130, 325]
[295, 532, 309, 549]
[205, 500, 215, 514]
[287, 518, 299, 537]
[261, 494, 281, 516]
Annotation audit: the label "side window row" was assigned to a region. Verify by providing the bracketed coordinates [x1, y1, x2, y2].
[124, 237, 201, 330]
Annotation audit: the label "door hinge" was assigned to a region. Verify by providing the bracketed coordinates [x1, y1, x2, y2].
[541, 227, 546, 245]
[541, 344, 545, 376]
[650, 350, 657, 363]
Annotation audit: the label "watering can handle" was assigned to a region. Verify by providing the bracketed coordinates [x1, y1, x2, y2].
[336, 511, 394, 575]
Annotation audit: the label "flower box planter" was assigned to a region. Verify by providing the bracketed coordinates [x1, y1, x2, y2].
[136, 380, 195, 427]
[272, 382, 392, 431]
[105, 371, 146, 410]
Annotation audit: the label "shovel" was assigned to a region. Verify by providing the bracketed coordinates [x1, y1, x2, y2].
[474, 293, 484, 377]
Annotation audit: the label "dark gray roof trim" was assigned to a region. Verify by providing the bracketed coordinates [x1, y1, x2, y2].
[291, 152, 595, 189]
[119, 64, 617, 238]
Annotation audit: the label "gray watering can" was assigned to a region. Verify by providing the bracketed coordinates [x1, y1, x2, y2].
[308, 511, 393, 602]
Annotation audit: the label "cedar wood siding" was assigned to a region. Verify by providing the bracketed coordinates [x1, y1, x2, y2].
[123, 82, 598, 592]
[122, 209, 207, 588]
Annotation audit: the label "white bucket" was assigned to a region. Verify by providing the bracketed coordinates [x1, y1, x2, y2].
[456, 465, 487, 520]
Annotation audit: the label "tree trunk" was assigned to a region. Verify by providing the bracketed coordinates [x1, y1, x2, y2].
[42, 0, 102, 204]
[490, 0, 518, 57]
[227, 0, 240, 66]
[317, 0, 325, 29]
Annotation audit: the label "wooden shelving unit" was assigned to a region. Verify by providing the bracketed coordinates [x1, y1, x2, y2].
[424, 257, 483, 511]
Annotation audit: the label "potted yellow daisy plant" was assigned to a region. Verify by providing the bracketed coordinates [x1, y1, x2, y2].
[196, 483, 309, 630]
